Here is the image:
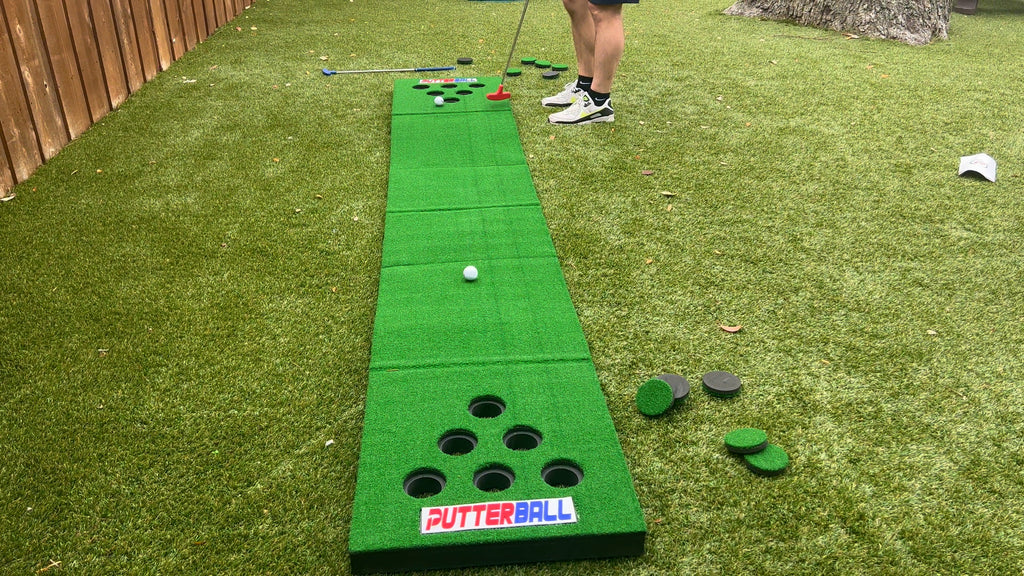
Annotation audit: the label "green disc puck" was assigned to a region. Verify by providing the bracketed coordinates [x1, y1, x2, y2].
[541, 70, 560, 80]
[534, 60, 551, 68]
[724, 428, 769, 454]
[702, 371, 742, 398]
[506, 67, 522, 77]
[744, 444, 789, 477]
[636, 378, 675, 417]
[551, 63, 569, 71]
[520, 57, 536, 65]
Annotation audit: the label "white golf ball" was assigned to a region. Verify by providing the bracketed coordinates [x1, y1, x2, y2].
[434, 96, 445, 107]
[463, 265, 478, 282]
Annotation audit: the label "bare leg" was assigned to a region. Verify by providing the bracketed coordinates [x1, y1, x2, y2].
[588, 2, 624, 94]
[563, 0, 595, 78]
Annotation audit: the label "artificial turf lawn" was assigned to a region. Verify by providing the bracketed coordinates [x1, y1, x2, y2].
[1, 0, 1023, 573]
[349, 78, 645, 573]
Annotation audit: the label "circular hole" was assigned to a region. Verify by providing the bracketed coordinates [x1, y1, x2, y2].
[456, 89, 473, 95]
[503, 426, 542, 451]
[426, 90, 444, 96]
[469, 83, 485, 88]
[474, 465, 515, 493]
[404, 469, 446, 498]
[438, 430, 477, 456]
[542, 461, 583, 488]
[442, 83, 458, 89]
[469, 396, 506, 418]
[413, 84, 430, 90]
[443, 97, 460, 103]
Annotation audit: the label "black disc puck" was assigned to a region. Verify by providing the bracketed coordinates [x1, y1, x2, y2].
[655, 374, 690, 401]
[541, 70, 560, 80]
[457, 57, 474, 65]
[702, 371, 742, 398]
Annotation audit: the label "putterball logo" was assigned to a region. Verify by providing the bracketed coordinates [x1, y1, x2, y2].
[421, 497, 576, 534]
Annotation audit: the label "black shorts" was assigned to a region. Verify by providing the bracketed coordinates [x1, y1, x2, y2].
[590, 0, 639, 4]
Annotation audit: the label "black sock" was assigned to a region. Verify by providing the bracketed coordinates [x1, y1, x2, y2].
[588, 89, 610, 107]
[576, 75, 593, 90]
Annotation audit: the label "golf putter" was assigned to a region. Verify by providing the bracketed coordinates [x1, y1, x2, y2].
[323, 66, 455, 75]
[487, 0, 530, 101]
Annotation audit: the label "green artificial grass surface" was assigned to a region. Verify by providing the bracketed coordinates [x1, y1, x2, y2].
[2, 0, 1023, 573]
[351, 81, 644, 571]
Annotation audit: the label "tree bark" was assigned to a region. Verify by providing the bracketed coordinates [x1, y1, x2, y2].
[724, 0, 951, 45]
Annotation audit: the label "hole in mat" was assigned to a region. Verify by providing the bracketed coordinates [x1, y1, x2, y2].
[542, 461, 583, 488]
[427, 90, 444, 96]
[503, 426, 542, 451]
[413, 84, 430, 90]
[404, 469, 446, 498]
[474, 465, 515, 492]
[468, 396, 505, 418]
[438, 430, 477, 455]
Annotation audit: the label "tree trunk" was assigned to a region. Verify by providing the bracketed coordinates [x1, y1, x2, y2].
[723, 0, 951, 45]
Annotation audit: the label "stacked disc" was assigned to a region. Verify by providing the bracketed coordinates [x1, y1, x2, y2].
[635, 374, 689, 417]
[724, 428, 789, 477]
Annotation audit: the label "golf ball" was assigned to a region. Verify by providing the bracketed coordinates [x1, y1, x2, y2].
[463, 265, 478, 282]
[434, 96, 445, 106]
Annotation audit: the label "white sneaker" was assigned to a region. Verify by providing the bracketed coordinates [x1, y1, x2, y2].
[547, 93, 614, 125]
[541, 81, 583, 108]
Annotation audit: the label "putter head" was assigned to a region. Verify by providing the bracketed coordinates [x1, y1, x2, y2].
[322, 68, 335, 76]
[486, 85, 511, 101]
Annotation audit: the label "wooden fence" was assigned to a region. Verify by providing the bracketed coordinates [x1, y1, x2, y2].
[0, 0, 255, 198]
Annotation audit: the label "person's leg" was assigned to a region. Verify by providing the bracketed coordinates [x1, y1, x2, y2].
[588, 2, 624, 95]
[563, 0, 595, 79]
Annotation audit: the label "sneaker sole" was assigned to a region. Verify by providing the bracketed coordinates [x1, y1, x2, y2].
[541, 100, 575, 108]
[549, 112, 615, 125]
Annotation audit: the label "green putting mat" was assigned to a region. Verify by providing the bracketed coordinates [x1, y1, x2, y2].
[349, 77, 645, 574]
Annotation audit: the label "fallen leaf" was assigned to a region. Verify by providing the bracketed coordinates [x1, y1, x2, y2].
[273, 158, 280, 162]
[315, 194, 323, 199]
[660, 191, 676, 197]
[927, 329, 938, 336]
[719, 325, 743, 333]
[645, 258, 654, 264]
[880, 74, 890, 79]
[331, 286, 338, 293]
[666, 204, 673, 212]
[641, 170, 654, 176]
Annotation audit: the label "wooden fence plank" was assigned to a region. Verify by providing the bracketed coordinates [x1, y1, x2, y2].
[89, 0, 130, 107]
[36, 0, 91, 138]
[148, 0, 171, 70]
[0, 5, 43, 182]
[0, 134, 13, 194]
[177, 0, 197, 50]
[127, 0, 158, 80]
[108, 0, 144, 92]
[163, 0, 185, 59]
[201, 0, 215, 40]
[2, 0, 68, 160]
[66, 0, 112, 121]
